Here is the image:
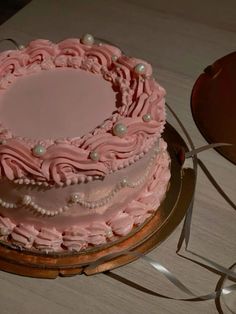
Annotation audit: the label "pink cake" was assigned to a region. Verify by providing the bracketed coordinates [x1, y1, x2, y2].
[0, 34, 170, 253]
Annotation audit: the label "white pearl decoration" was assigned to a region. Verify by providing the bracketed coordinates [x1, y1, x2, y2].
[134, 63, 146, 75]
[112, 55, 118, 62]
[18, 44, 25, 50]
[70, 193, 80, 204]
[22, 195, 32, 206]
[142, 113, 152, 122]
[32, 145, 46, 157]
[120, 178, 128, 187]
[81, 33, 94, 46]
[19, 194, 70, 216]
[0, 197, 17, 209]
[113, 123, 127, 137]
[90, 151, 100, 161]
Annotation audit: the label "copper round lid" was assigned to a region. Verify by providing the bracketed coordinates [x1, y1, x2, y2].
[191, 52, 236, 164]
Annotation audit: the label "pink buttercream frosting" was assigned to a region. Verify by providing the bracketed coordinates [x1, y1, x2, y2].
[34, 227, 63, 252]
[63, 227, 89, 252]
[0, 145, 170, 252]
[0, 36, 170, 254]
[0, 38, 166, 185]
[87, 222, 113, 246]
[0, 216, 15, 238]
[11, 224, 39, 249]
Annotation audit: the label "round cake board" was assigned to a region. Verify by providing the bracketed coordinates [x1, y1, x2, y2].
[0, 123, 195, 278]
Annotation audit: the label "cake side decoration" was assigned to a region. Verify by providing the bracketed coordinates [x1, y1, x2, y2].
[0, 141, 159, 216]
[0, 141, 170, 252]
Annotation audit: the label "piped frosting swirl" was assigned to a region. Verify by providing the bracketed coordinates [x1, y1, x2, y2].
[0, 37, 166, 185]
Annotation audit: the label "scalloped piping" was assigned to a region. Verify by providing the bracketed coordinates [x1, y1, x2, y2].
[11, 135, 158, 187]
[0, 38, 166, 185]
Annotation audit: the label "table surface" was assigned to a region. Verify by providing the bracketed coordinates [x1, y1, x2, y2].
[0, 1, 235, 313]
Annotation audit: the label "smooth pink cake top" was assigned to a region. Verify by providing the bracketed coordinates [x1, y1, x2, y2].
[0, 68, 116, 139]
[0, 37, 166, 186]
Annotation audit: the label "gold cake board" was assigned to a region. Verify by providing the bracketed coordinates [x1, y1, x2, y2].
[0, 123, 195, 278]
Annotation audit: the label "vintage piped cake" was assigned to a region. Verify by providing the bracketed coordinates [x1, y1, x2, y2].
[0, 34, 170, 253]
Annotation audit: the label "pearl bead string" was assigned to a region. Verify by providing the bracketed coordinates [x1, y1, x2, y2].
[0, 143, 160, 216]
[13, 178, 51, 187]
[21, 195, 69, 217]
[62, 145, 160, 211]
[0, 198, 17, 209]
